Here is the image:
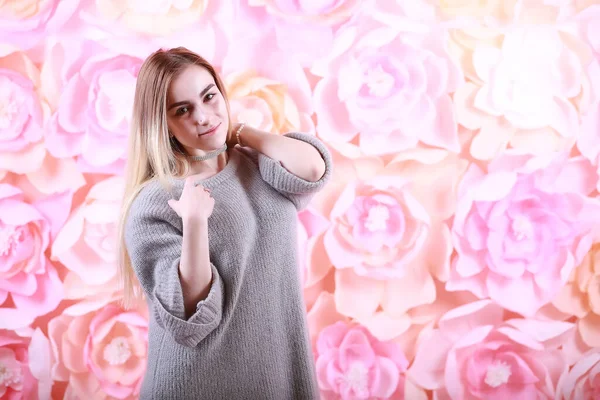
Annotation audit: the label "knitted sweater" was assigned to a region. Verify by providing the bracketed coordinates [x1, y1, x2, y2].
[124, 132, 332, 400]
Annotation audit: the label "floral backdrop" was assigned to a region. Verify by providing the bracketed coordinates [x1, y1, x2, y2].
[2, 0, 600, 399]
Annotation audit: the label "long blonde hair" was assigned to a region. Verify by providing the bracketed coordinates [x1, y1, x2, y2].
[117, 47, 233, 309]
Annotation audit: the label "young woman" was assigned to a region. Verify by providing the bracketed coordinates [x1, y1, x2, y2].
[117, 47, 332, 399]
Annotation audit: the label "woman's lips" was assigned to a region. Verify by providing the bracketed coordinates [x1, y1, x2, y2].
[199, 122, 221, 137]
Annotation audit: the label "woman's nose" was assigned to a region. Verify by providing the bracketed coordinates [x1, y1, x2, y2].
[193, 108, 208, 125]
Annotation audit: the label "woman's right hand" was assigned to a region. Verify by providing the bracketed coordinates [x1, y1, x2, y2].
[167, 177, 215, 224]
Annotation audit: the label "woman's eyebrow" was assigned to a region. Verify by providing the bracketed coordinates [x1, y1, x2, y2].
[167, 83, 216, 110]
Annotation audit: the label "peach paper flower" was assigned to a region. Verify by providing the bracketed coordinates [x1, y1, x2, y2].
[429, 0, 508, 21]
[0, 52, 48, 178]
[84, 0, 210, 36]
[297, 208, 331, 288]
[453, 24, 598, 159]
[0, 184, 71, 330]
[311, 1, 463, 155]
[408, 300, 573, 400]
[51, 177, 125, 313]
[0, 329, 52, 400]
[48, 304, 148, 400]
[449, 152, 600, 316]
[431, 0, 573, 24]
[225, 69, 314, 134]
[553, 242, 600, 350]
[578, 101, 600, 192]
[557, 349, 600, 400]
[220, 26, 316, 125]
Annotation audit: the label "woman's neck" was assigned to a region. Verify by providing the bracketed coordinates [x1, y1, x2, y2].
[188, 151, 229, 177]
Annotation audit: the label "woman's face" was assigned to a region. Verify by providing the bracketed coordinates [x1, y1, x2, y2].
[166, 65, 229, 154]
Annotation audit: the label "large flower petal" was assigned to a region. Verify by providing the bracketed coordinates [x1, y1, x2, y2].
[335, 270, 384, 320]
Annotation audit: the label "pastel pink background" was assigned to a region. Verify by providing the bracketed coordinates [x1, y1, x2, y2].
[1, 1, 600, 399]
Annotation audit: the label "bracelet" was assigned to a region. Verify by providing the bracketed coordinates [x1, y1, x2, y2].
[235, 123, 245, 147]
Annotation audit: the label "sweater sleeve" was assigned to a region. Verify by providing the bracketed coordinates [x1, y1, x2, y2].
[255, 132, 333, 210]
[124, 186, 224, 347]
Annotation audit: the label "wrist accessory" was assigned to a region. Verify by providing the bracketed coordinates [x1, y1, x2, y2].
[235, 123, 246, 147]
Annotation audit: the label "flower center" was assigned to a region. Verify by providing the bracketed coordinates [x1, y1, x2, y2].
[365, 205, 390, 232]
[343, 362, 369, 395]
[365, 64, 394, 98]
[0, 362, 22, 388]
[0, 225, 24, 257]
[485, 361, 512, 388]
[511, 216, 533, 241]
[83, 221, 119, 261]
[0, 97, 18, 130]
[103, 336, 132, 366]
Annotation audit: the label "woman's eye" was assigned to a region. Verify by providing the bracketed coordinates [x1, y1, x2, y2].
[175, 107, 188, 116]
[205, 93, 215, 102]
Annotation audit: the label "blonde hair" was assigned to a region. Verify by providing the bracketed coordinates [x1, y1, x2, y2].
[117, 47, 233, 309]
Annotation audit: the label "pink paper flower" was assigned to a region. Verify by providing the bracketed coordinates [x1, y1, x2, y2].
[248, 0, 361, 25]
[326, 179, 437, 339]
[449, 152, 600, 316]
[0, 329, 52, 400]
[0, 68, 42, 152]
[44, 42, 142, 174]
[316, 321, 409, 399]
[306, 148, 462, 340]
[0, 0, 80, 56]
[311, 1, 462, 155]
[325, 177, 430, 280]
[559, 4, 600, 70]
[236, 0, 358, 67]
[0, 52, 47, 176]
[51, 177, 124, 313]
[578, 6, 600, 57]
[240, 0, 363, 65]
[0, 184, 71, 330]
[307, 292, 428, 400]
[557, 349, 600, 400]
[75, 3, 230, 65]
[48, 303, 148, 399]
[408, 300, 573, 400]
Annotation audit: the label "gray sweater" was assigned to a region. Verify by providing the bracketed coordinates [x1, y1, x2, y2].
[124, 133, 332, 400]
